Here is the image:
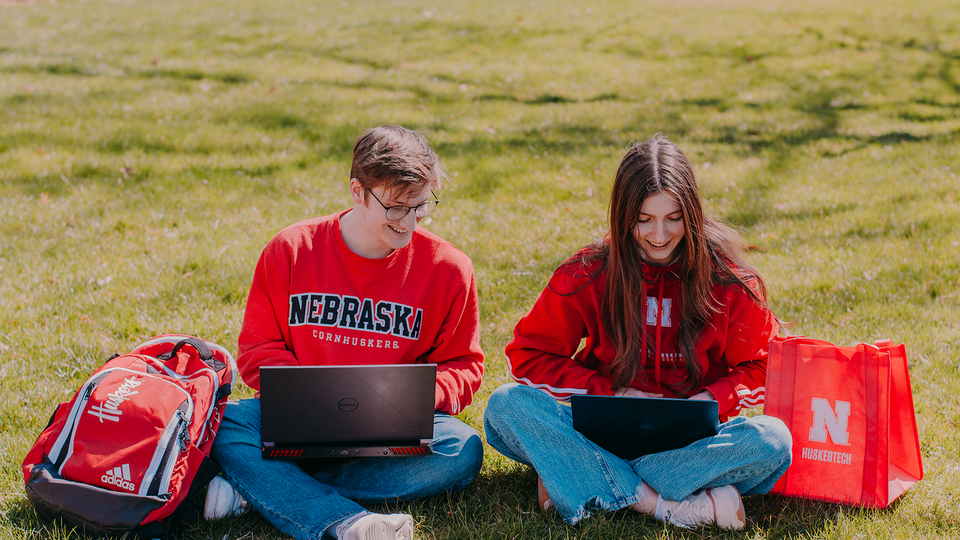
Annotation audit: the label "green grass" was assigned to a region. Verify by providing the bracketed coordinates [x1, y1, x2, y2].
[2, 0, 959, 538]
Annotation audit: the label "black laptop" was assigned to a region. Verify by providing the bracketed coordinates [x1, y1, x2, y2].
[571, 395, 720, 461]
[259, 364, 437, 459]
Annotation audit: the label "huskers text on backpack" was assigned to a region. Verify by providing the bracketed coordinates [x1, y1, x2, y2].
[22, 335, 237, 537]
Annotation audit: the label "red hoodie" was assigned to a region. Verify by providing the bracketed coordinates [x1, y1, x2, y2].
[505, 247, 777, 419]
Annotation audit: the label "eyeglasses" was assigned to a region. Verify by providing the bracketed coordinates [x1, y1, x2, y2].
[367, 189, 441, 221]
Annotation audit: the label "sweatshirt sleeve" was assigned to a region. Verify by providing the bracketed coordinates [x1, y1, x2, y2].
[702, 285, 778, 418]
[506, 270, 615, 400]
[236, 239, 300, 392]
[426, 271, 484, 416]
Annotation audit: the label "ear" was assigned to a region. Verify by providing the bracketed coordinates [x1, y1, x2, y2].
[349, 178, 365, 204]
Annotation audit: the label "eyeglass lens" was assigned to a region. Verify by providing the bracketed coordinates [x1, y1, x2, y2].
[385, 199, 439, 220]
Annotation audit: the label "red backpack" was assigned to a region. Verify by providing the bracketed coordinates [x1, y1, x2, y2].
[22, 335, 237, 538]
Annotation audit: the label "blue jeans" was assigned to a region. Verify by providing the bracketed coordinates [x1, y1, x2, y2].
[211, 399, 483, 540]
[483, 383, 792, 525]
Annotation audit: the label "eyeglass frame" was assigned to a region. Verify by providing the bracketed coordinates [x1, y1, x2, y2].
[366, 188, 441, 221]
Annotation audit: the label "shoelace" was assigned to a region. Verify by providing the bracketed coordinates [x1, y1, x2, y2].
[665, 491, 715, 527]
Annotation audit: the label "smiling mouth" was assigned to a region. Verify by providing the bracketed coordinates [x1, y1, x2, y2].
[388, 224, 408, 235]
[648, 241, 670, 248]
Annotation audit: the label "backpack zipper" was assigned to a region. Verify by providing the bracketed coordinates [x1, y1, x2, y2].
[50, 374, 106, 472]
[145, 405, 189, 497]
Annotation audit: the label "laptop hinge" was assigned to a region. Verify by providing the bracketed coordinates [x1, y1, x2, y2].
[262, 439, 433, 459]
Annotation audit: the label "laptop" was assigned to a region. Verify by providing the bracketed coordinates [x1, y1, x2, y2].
[259, 364, 436, 459]
[571, 395, 720, 461]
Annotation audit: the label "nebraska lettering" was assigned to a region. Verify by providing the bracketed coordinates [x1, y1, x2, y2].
[312, 329, 400, 349]
[290, 293, 422, 340]
[800, 447, 853, 465]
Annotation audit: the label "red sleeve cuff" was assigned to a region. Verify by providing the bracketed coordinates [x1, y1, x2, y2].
[704, 378, 738, 417]
[586, 372, 616, 396]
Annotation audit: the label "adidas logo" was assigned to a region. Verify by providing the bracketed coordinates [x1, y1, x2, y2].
[101, 464, 136, 492]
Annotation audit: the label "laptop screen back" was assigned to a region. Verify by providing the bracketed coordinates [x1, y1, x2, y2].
[571, 395, 720, 461]
[260, 364, 436, 446]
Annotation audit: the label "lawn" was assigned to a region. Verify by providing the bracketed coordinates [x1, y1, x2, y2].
[1, 0, 959, 538]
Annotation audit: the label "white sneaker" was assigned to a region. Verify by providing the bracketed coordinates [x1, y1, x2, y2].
[654, 485, 746, 530]
[337, 512, 414, 540]
[203, 476, 250, 520]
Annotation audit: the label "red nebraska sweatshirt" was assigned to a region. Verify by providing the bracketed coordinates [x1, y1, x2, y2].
[237, 209, 483, 415]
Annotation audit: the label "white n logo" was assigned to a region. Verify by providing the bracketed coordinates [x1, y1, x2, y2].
[809, 398, 851, 446]
[644, 298, 673, 327]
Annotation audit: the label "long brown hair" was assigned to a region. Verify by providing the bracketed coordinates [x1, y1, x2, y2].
[575, 135, 770, 394]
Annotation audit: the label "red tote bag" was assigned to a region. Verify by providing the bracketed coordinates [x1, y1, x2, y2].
[764, 336, 923, 508]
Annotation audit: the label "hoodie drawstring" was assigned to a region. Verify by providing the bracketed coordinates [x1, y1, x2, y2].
[641, 282, 647, 365]
[640, 273, 666, 386]
[654, 277, 664, 386]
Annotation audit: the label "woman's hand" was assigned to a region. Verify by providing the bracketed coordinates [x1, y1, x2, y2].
[614, 387, 664, 398]
[688, 390, 716, 401]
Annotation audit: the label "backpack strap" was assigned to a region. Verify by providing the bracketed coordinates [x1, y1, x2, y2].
[157, 338, 227, 372]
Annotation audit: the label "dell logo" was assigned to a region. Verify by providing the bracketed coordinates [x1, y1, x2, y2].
[338, 398, 359, 412]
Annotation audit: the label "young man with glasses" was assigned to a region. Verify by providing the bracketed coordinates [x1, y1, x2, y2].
[206, 126, 484, 540]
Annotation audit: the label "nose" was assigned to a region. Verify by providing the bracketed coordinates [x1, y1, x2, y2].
[400, 208, 418, 228]
[651, 221, 668, 242]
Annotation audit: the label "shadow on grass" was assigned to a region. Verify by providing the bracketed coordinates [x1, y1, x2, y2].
[936, 53, 960, 94]
[434, 125, 622, 199]
[475, 93, 620, 105]
[2, 160, 289, 199]
[216, 105, 358, 158]
[0, 62, 252, 85]
[689, 79, 958, 228]
[437, 124, 624, 157]
[710, 122, 959, 228]
[136, 69, 251, 85]
[750, 494, 876, 536]
[1, 501, 56, 540]
[7, 454, 948, 540]
[1, 63, 91, 77]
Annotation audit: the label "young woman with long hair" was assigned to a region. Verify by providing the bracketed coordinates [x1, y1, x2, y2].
[484, 135, 792, 530]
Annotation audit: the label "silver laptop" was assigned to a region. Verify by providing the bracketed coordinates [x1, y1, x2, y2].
[259, 364, 436, 459]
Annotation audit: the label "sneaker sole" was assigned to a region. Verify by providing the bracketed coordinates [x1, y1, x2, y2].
[707, 487, 746, 530]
